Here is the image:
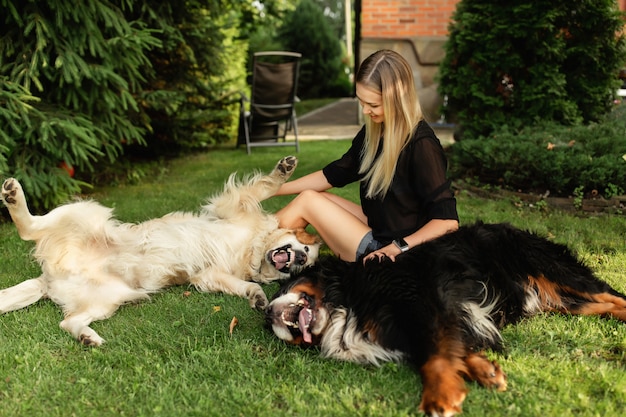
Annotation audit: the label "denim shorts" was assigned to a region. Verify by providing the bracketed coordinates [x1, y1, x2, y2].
[356, 230, 384, 260]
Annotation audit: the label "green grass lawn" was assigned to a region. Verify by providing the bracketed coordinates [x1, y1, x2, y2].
[1, 140, 626, 416]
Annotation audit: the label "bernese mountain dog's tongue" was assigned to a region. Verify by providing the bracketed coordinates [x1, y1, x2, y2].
[298, 308, 312, 343]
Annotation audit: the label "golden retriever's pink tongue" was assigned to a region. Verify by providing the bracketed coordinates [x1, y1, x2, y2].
[298, 308, 312, 343]
[272, 250, 289, 270]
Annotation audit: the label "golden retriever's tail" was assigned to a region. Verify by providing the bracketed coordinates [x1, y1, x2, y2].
[0, 277, 47, 313]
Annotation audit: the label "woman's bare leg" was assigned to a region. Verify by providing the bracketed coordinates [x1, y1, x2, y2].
[276, 190, 370, 261]
[320, 192, 368, 223]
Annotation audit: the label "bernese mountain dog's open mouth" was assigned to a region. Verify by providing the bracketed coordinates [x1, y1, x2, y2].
[266, 282, 324, 346]
[276, 295, 315, 343]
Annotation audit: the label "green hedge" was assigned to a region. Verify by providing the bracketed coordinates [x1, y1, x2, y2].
[449, 104, 626, 198]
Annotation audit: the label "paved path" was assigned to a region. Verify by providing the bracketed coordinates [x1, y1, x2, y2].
[293, 97, 455, 146]
[295, 97, 362, 140]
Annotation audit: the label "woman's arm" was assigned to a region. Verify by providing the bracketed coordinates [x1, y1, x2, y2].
[274, 170, 333, 196]
[365, 218, 458, 263]
[403, 218, 458, 249]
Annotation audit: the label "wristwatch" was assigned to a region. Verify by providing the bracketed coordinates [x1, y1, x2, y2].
[393, 238, 410, 253]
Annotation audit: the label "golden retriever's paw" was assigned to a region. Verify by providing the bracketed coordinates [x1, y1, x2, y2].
[1, 178, 21, 206]
[275, 156, 298, 179]
[248, 285, 269, 310]
[79, 332, 105, 347]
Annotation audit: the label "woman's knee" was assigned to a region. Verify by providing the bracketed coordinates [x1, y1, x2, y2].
[300, 189, 324, 199]
[277, 190, 322, 228]
[293, 189, 325, 208]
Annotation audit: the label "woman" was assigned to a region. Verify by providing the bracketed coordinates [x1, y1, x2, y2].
[274, 49, 459, 262]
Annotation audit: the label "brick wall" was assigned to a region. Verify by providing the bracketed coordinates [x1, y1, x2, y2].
[361, 0, 459, 38]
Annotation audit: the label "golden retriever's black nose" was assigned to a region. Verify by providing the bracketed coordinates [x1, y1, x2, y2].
[295, 251, 308, 265]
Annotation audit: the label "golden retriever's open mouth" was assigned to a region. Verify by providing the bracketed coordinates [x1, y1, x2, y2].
[271, 248, 292, 272]
[269, 245, 308, 273]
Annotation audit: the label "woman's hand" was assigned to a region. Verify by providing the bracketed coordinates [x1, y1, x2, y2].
[363, 243, 403, 263]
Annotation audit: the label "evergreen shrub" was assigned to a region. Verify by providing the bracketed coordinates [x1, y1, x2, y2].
[128, 0, 247, 155]
[449, 104, 626, 198]
[1, 0, 158, 210]
[439, 0, 626, 139]
[1, 0, 247, 210]
[278, 0, 352, 98]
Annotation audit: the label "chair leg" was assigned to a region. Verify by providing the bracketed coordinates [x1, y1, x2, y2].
[242, 115, 252, 155]
[292, 114, 299, 153]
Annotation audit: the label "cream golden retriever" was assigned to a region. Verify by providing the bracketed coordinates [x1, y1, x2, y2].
[0, 156, 320, 346]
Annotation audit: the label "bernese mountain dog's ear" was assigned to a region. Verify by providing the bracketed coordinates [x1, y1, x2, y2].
[286, 279, 325, 304]
[269, 266, 315, 302]
[272, 269, 323, 298]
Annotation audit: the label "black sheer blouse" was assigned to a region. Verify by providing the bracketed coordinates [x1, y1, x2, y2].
[322, 121, 458, 244]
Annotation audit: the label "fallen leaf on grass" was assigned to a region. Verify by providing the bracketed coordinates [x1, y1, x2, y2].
[183, 291, 191, 297]
[229, 316, 239, 336]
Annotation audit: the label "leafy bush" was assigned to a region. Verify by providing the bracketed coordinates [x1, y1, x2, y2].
[449, 104, 626, 197]
[277, 0, 352, 98]
[127, 0, 247, 155]
[1, 0, 247, 210]
[439, 0, 626, 139]
[1, 0, 157, 210]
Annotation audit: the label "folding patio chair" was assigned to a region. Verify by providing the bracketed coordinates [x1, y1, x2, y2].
[237, 51, 302, 154]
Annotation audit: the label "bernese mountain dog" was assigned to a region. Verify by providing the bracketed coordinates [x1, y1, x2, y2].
[265, 222, 626, 416]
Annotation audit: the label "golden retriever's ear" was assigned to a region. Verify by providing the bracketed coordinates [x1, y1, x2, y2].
[295, 228, 322, 245]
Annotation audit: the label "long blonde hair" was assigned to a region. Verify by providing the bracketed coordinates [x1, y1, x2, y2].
[357, 50, 423, 198]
